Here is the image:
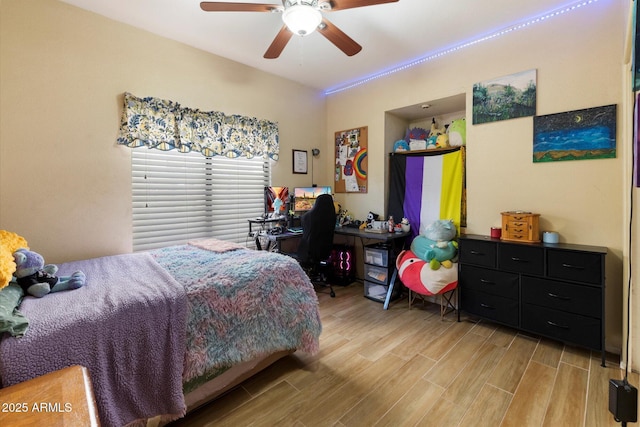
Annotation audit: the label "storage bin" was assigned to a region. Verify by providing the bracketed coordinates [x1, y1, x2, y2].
[364, 264, 388, 285]
[364, 281, 389, 302]
[364, 243, 390, 267]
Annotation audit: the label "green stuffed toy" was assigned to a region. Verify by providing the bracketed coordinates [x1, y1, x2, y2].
[448, 118, 466, 147]
[410, 219, 458, 270]
[12, 249, 86, 298]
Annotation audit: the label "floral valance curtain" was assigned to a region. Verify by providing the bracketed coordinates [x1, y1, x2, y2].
[117, 92, 279, 160]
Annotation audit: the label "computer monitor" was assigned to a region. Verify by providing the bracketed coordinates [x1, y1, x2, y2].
[293, 186, 332, 212]
[264, 186, 289, 215]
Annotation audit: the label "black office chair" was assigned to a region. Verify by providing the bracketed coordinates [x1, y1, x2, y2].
[291, 193, 337, 298]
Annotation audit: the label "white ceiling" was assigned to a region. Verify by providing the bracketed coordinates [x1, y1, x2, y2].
[60, 0, 587, 93]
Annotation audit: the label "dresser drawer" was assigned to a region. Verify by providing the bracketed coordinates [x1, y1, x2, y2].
[458, 239, 496, 268]
[502, 232, 530, 242]
[460, 289, 519, 327]
[503, 220, 531, 241]
[498, 244, 543, 276]
[521, 276, 601, 318]
[521, 303, 601, 350]
[547, 249, 603, 285]
[459, 265, 519, 299]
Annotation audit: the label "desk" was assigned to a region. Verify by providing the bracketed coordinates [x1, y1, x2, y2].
[335, 227, 410, 244]
[254, 226, 410, 309]
[262, 226, 410, 252]
[248, 216, 286, 234]
[249, 217, 294, 251]
[252, 229, 303, 252]
[0, 365, 100, 426]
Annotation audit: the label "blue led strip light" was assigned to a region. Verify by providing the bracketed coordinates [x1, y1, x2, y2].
[324, 0, 601, 96]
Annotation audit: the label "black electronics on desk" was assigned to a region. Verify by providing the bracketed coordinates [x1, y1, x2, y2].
[267, 226, 284, 235]
[292, 186, 331, 213]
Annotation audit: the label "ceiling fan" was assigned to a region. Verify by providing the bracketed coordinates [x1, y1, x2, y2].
[200, 0, 399, 59]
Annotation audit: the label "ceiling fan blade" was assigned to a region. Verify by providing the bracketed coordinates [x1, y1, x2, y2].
[264, 25, 294, 59]
[200, 2, 282, 12]
[327, 0, 398, 11]
[318, 19, 362, 56]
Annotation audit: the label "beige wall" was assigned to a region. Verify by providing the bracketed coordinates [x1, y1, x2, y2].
[0, 0, 325, 262]
[326, 0, 629, 356]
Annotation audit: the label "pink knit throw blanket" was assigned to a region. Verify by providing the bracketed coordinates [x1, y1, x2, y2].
[188, 238, 245, 253]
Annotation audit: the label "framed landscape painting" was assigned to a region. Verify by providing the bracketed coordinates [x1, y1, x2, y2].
[533, 104, 616, 163]
[472, 69, 537, 124]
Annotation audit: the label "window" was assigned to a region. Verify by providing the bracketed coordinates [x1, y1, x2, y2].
[132, 149, 270, 251]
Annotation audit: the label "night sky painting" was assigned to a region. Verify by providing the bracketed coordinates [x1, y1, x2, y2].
[533, 104, 617, 163]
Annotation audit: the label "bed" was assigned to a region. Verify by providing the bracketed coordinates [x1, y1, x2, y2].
[0, 239, 322, 427]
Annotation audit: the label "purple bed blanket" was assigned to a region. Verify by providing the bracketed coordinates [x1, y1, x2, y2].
[0, 252, 188, 427]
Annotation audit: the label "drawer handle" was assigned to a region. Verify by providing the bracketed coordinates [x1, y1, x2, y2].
[480, 279, 495, 285]
[480, 303, 495, 310]
[470, 250, 484, 256]
[562, 263, 585, 270]
[548, 292, 571, 301]
[511, 257, 527, 262]
[546, 320, 569, 330]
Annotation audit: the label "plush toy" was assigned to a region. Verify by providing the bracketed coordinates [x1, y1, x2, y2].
[366, 211, 379, 225]
[404, 127, 428, 142]
[426, 118, 447, 150]
[12, 249, 86, 298]
[448, 118, 466, 147]
[428, 118, 446, 138]
[271, 197, 283, 218]
[410, 219, 458, 270]
[0, 230, 29, 290]
[396, 249, 458, 296]
[336, 205, 355, 227]
[435, 133, 450, 148]
[426, 135, 438, 150]
[404, 127, 428, 151]
[359, 211, 380, 230]
[410, 139, 427, 150]
[393, 140, 410, 152]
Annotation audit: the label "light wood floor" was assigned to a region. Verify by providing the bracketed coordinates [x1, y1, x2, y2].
[171, 283, 638, 427]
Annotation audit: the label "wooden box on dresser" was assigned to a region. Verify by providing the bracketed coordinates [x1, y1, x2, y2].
[457, 234, 607, 366]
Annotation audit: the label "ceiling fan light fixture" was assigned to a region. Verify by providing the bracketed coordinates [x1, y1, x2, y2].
[282, 4, 322, 36]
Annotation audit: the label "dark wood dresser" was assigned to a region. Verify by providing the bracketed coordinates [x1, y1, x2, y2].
[458, 234, 607, 366]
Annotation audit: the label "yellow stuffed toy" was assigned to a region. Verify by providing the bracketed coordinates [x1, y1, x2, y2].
[0, 230, 29, 290]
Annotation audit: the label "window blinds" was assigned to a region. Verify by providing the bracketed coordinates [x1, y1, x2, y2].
[132, 149, 269, 251]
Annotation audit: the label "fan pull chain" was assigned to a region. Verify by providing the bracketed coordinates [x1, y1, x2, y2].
[297, 36, 304, 67]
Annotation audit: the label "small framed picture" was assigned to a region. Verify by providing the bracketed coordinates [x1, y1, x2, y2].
[293, 149, 308, 174]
